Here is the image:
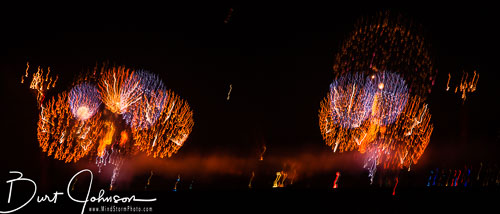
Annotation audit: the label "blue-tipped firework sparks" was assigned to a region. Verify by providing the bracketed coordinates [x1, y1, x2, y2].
[68, 83, 102, 121]
[369, 71, 409, 126]
[329, 73, 374, 129]
[122, 70, 168, 129]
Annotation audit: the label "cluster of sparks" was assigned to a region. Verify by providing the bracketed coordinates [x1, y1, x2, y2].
[25, 63, 194, 189]
[22, 62, 58, 107]
[446, 70, 479, 102]
[332, 11, 437, 99]
[320, 12, 435, 184]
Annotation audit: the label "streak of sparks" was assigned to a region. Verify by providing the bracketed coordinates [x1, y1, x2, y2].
[259, 144, 266, 161]
[145, 170, 154, 190]
[173, 174, 181, 192]
[392, 177, 399, 196]
[333, 171, 340, 189]
[23, 62, 58, 107]
[248, 171, 255, 189]
[226, 84, 232, 101]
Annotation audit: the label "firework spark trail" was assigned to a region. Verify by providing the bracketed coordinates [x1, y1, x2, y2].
[446, 73, 451, 91]
[226, 84, 232, 101]
[23, 63, 58, 107]
[333, 171, 340, 189]
[248, 171, 255, 189]
[144, 170, 154, 189]
[224, 8, 234, 24]
[272, 172, 281, 188]
[392, 177, 399, 196]
[259, 144, 266, 161]
[173, 174, 181, 192]
[453, 70, 479, 102]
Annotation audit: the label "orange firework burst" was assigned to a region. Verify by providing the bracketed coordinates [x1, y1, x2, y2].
[26, 62, 195, 189]
[374, 95, 433, 170]
[37, 92, 104, 163]
[133, 90, 194, 158]
[319, 91, 375, 153]
[98, 65, 143, 114]
[333, 11, 436, 98]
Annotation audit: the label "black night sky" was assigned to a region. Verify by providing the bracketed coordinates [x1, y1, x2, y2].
[0, 3, 499, 213]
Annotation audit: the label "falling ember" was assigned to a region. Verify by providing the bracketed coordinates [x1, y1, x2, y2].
[173, 174, 181, 192]
[333, 171, 340, 189]
[392, 177, 399, 196]
[145, 170, 154, 190]
[272, 170, 288, 188]
[447, 70, 479, 102]
[446, 73, 451, 91]
[259, 144, 267, 161]
[248, 171, 255, 189]
[23, 62, 58, 107]
[226, 84, 233, 101]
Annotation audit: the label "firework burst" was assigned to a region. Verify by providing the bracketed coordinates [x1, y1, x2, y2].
[332, 11, 436, 99]
[26, 63, 195, 190]
[329, 73, 374, 129]
[98, 66, 143, 114]
[122, 70, 168, 129]
[69, 83, 102, 121]
[133, 90, 194, 158]
[38, 92, 104, 163]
